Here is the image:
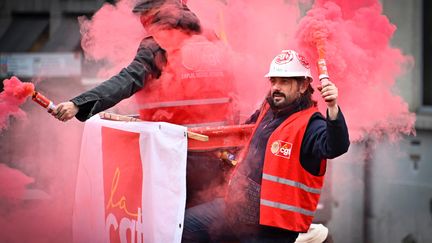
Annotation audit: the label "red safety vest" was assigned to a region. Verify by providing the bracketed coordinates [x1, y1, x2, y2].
[135, 35, 237, 127]
[250, 103, 326, 232]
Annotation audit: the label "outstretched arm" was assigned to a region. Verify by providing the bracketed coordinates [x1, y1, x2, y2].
[52, 37, 166, 122]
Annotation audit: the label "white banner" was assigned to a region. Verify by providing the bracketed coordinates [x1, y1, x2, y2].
[73, 116, 188, 243]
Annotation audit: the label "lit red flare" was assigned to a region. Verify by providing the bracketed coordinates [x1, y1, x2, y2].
[314, 36, 330, 82]
[31, 91, 57, 113]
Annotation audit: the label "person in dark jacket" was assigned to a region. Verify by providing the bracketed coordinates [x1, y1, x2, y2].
[51, 0, 202, 122]
[51, 0, 237, 207]
[181, 49, 350, 242]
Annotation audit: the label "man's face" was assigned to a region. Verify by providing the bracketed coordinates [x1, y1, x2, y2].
[270, 77, 307, 108]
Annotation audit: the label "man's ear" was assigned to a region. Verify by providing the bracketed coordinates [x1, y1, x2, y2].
[299, 80, 309, 94]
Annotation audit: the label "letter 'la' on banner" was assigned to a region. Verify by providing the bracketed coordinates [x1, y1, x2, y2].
[103, 127, 143, 243]
[73, 116, 188, 243]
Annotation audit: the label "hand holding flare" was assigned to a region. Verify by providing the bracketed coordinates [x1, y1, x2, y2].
[0, 76, 74, 123]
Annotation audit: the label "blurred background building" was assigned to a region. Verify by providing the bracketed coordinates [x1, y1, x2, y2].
[0, 0, 430, 242]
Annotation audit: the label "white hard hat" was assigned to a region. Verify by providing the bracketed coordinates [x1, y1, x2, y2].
[265, 50, 312, 80]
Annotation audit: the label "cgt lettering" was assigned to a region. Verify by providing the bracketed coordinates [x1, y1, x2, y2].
[106, 208, 145, 243]
[271, 140, 293, 159]
[279, 146, 291, 156]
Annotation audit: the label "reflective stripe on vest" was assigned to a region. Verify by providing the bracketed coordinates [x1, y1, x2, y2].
[262, 173, 321, 194]
[139, 97, 231, 109]
[260, 199, 315, 216]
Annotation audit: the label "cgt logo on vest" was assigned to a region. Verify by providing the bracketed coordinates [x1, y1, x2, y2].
[270, 140, 293, 159]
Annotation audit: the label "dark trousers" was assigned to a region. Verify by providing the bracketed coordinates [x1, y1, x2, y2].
[182, 198, 299, 243]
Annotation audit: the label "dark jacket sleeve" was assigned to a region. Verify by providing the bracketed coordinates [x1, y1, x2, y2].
[70, 36, 167, 121]
[300, 107, 350, 176]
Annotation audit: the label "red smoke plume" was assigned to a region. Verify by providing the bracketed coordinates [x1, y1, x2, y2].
[79, 0, 144, 77]
[0, 163, 34, 201]
[0, 76, 35, 131]
[79, 0, 302, 121]
[295, 0, 415, 141]
[81, 0, 415, 140]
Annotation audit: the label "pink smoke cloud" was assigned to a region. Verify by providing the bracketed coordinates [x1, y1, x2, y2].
[0, 92, 83, 243]
[79, 0, 145, 77]
[79, 0, 415, 137]
[0, 163, 34, 201]
[0, 76, 35, 131]
[184, 0, 303, 119]
[295, 0, 415, 141]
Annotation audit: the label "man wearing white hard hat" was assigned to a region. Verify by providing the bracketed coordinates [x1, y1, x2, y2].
[182, 50, 349, 242]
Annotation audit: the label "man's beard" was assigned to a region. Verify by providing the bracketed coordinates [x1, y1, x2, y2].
[272, 91, 292, 108]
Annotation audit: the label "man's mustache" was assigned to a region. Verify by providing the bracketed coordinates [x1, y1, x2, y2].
[272, 91, 286, 98]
